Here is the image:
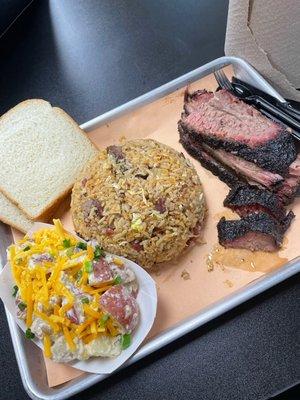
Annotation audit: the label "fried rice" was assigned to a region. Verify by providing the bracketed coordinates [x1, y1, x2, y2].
[71, 139, 206, 268]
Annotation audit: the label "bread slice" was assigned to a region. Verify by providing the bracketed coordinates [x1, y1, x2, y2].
[0, 99, 98, 220]
[0, 192, 33, 233]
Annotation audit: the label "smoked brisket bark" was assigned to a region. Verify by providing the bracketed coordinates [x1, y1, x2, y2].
[179, 126, 284, 191]
[201, 143, 283, 189]
[223, 184, 295, 226]
[217, 212, 286, 252]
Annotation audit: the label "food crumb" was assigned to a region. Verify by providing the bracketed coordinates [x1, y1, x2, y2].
[217, 261, 225, 271]
[224, 279, 233, 288]
[196, 238, 207, 245]
[207, 263, 213, 272]
[207, 253, 214, 272]
[181, 269, 190, 280]
[119, 135, 127, 143]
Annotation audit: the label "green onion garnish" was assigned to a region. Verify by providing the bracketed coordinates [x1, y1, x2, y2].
[18, 302, 27, 311]
[77, 242, 87, 250]
[25, 328, 35, 340]
[76, 270, 83, 282]
[62, 239, 71, 248]
[66, 247, 74, 257]
[113, 275, 122, 285]
[81, 297, 89, 304]
[131, 217, 143, 232]
[98, 314, 109, 327]
[23, 246, 31, 251]
[84, 260, 93, 273]
[121, 333, 131, 349]
[93, 245, 104, 261]
[12, 285, 18, 297]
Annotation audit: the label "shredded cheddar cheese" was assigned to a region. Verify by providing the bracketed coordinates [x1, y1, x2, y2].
[44, 334, 52, 358]
[53, 219, 65, 238]
[87, 245, 94, 260]
[113, 258, 124, 267]
[59, 302, 73, 316]
[8, 219, 120, 360]
[83, 304, 102, 319]
[34, 310, 60, 332]
[26, 286, 33, 327]
[82, 333, 97, 344]
[76, 318, 94, 335]
[63, 326, 75, 351]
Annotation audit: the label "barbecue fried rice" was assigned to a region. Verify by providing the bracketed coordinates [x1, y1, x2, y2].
[71, 139, 206, 268]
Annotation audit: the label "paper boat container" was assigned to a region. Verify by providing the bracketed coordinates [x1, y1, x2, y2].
[0, 222, 157, 374]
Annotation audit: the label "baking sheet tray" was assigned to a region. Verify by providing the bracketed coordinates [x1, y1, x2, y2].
[1, 56, 299, 399]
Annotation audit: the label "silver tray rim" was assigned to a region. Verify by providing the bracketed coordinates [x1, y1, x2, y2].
[1, 55, 299, 400]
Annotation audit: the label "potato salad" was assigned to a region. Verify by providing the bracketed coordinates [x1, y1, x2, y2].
[8, 220, 139, 363]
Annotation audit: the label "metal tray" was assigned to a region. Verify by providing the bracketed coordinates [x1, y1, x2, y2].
[1, 56, 299, 400]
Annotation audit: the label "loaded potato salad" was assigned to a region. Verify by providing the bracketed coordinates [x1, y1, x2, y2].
[7, 220, 139, 363]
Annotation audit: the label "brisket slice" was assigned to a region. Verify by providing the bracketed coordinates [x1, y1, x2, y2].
[179, 126, 283, 189]
[180, 89, 297, 174]
[179, 126, 299, 205]
[179, 125, 244, 187]
[223, 184, 295, 226]
[201, 143, 283, 189]
[276, 177, 300, 204]
[217, 213, 286, 252]
[275, 154, 300, 204]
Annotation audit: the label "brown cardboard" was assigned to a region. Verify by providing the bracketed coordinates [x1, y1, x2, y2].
[11, 67, 300, 386]
[225, 0, 300, 101]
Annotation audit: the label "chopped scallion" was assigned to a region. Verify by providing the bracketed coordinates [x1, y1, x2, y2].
[93, 245, 104, 261]
[121, 333, 131, 349]
[131, 216, 142, 232]
[76, 270, 83, 282]
[62, 239, 71, 248]
[77, 242, 87, 250]
[25, 328, 35, 340]
[98, 314, 109, 327]
[113, 275, 122, 285]
[81, 297, 89, 304]
[84, 260, 93, 273]
[12, 285, 18, 297]
[66, 247, 74, 257]
[23, 246, 31, 252]
[18, 302, 27, 311]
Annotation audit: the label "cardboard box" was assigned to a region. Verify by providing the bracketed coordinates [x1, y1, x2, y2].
[225, 0, 300, 101]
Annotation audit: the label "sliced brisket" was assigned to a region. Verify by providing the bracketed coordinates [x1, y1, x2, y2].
[201, 143, 283, 189]
[223, 184, 294, 225]
[275, 154, 300, 204]
[276, 177, 300, 204]
[180, 125, 284, 189]
[217, 212, 285, 252]
[179, 125, 244, 187]
[288, 153, 300, 177]
[179, 86, 300, 234]
[179, 89, 297, 174]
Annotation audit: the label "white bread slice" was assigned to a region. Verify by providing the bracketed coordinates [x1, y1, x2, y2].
[0, 99, 98, 220]
[0, 192, 33, 233]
